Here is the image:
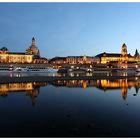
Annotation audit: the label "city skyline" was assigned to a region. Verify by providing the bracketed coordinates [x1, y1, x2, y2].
[0, 3, 140, 58]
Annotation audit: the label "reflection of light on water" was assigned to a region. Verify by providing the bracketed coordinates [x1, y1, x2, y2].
[123, 73, 127, 76]
[9, 73, 13, 78]
[1, 77, 140, 103]
[63, 74, 66, 77]
[72, 80, 75, 84]
[16, 73, 21, 77]
[83, 81, 87, 89]
[70, 73, 74, 77]
[119, 72, 128, 76]
[135, 77, 138, 80]
[97, 80, 100, 85]
[86, 73, 93, 76]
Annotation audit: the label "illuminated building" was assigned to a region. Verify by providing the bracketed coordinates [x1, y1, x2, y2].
[96, 43, 138, 64]
[0, 47, 33, 63]
[134, 49, 140, 63]
[33, 57, 48, 64]
[26, 37, 48, 64]
[0, 37, 48, 64]
[49, 56, 99, 64]
[49, 57, 66, 64]
[66, 56, 99, 64]
[26, 37, 40, 56]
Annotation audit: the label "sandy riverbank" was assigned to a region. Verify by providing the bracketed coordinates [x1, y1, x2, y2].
[0, 75, 139, 84]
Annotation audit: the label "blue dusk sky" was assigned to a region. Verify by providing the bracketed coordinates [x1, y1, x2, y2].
[0, 2, 140, 58]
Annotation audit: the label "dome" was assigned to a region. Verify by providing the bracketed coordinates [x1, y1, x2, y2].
[0, 47, 8, 51]
[26, 37, 40, 56]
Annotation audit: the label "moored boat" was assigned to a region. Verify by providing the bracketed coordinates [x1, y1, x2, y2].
[0, 65, 14, 73]
[136, 68, 140, 72]
[13, 66, 58, 73]
[116, 69, 138, 73]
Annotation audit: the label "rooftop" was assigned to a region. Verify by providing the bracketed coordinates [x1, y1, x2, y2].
[96, 52, 133, 57]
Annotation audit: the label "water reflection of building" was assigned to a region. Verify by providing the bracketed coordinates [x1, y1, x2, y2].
[0, 82, 47, 106]
[0, 78, 140, 104]
[51, 79, 140, 100]
[0, 83, 33, 96]
[98, 78, 140, 100]
[51, 80, 99, 89]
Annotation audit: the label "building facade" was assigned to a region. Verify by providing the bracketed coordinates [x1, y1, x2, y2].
[49, 57, 66, 64]
[33, 57, 48, 64]
[49, 56, 99, 64]
[0, 47, 33, 63]
[0, 37, 48, 64]
[96, 43, 138, 64]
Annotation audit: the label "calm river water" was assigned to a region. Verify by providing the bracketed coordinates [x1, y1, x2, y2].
[0, 77, 140, 137]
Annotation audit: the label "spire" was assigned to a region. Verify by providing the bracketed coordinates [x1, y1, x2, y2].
[32, 37, 35, 41]
[31, 37, 36, 47]
[121, 43, 127, 57]
[122, 43, 126, 47]
[134, 49, 139, 57]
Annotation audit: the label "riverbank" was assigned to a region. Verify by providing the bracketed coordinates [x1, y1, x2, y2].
[0, 74, 139, 84]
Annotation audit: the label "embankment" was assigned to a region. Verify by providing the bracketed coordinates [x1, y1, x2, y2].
[0, 75, 138, 84]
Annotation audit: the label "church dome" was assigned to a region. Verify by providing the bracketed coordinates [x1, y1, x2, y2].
[26, 37, 40, 56]
[0, 47, 8, 51]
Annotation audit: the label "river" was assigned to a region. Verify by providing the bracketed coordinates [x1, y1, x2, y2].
[0, 78, 140, 137]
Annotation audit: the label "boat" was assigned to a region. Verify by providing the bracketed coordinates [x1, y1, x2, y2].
[116, 69, 138, 73]
[13, 66, 58, 73]
[0, 65, 14, 73]
[13, 67, 29, 72]
[136, 68, 140, 72]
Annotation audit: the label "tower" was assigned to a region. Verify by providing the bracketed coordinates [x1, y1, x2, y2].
[121, 79, 128, 100]
[120, 43, 128, 64]
[134, 49, 139, 57]
[26, 37, 40, 56]
[121, 43, 127, 57]
[31, 37, 36, 47]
